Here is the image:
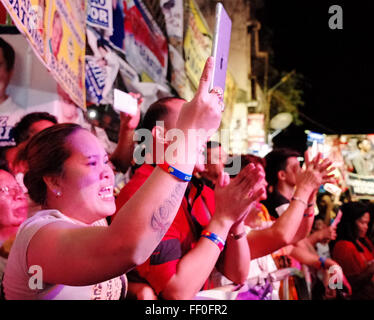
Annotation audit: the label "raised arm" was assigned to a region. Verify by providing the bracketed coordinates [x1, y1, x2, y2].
[289, 152, 335, 243]
[307, 225, 337, 247]
[110, 93, 142, 173]
[291, 239, 352, 297]
[247, 153, 334, 259]
[216, 167, 265, 285]
[160, 164, 263, 300]
[27, 57, 223, 286]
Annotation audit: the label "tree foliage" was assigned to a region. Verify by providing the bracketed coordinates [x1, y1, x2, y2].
[268, 71, 305, 126]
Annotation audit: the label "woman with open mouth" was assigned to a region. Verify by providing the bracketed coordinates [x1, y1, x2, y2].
[2, 57, 225, 300]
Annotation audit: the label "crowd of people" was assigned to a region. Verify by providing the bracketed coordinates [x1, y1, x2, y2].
[1, 37, 374, 300]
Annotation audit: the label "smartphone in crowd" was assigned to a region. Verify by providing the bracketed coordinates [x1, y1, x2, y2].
[113, 89, 138, 116]
[209, 2, 232, 97]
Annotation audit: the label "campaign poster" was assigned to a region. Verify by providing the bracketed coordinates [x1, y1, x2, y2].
[45, 0, 86, 108]
[1, 0, 86, 109]
[168, 43, 194, 101]
[183, 0, 212, 89]
[87, 0, 113, 33]
[223, 70, 237, 109]
[324, 134, 374, 199]
[122, 0, 168, 84]
[347, 173, 374, 200]
[160, 0, 183, 52]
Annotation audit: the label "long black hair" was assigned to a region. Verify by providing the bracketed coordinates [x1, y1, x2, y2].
[333, 201, 374, 253]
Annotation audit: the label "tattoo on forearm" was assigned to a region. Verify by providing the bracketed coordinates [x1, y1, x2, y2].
[151, 183, 185, 240]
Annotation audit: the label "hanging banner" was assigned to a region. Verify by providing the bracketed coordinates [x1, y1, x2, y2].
[122, 0, 168, 84]
[160, 0, 183, 53]
[323, 134, 374, 199]
[168, 44, 194, 101]
[347, 173, 374, 200]
[183, 0, 212, 89]
[87, 0, 113, 33]
[159, 0, 192, 99]
[1, 0, 86, 109]
[247, 113, 266, 155]
[325, 134, 374, 177]
[223, 71, 237, 109]
[45, 0, 86, 108]
[85, 56, 108, 105]
[0, 2, 12, 25]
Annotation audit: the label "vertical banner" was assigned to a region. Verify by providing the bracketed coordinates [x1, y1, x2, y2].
[122, 0, 168, 84]
[45, 0, 86, 108]
[168, 44, 194, 101]
[159, 0, 193, 100]
[183, 1, 237, 107]
[228, 103, 248, 155]
[1, 0, 86, 109]
[247, 113, 266, 155]
[87, 0, 113, 33]
[160, 0, 183, 53]
[223, 70, 237, 109]
[183, 0, 212, 89]
[0, 1, 13, 25]
[324, 134, 374, 199]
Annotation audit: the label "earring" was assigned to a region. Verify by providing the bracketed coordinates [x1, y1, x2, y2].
[55, 190, 62, 197]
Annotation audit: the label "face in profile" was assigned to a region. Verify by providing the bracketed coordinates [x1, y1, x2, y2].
[0, 170, 28, 228]
[283, 156, 301, 187]
[355, 212, 370, 238]
[52, 129, 115, 222]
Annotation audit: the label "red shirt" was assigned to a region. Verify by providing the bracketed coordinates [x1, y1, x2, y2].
[114, 164, 215, 295]
[332, 237, 374, 277]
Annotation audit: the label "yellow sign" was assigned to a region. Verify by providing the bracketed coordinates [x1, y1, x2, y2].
[1, 0, 86, 109]
[183, 0, 212, 89]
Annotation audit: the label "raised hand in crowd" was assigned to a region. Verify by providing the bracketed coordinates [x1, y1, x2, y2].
[110, 92, 143, 173]
[2, 56, 225, 300]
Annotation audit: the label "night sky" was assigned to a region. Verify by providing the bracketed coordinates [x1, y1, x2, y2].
[255, 0, 374, 150]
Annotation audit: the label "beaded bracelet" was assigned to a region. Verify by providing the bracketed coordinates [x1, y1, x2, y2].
[291, 196, 308, 207]
[157, 162, 192, 182]
[201, 230, 225, 251]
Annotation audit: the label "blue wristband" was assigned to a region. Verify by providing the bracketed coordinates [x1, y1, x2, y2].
[158, 162, 192, 182]
[201, 230, 226, 251]
[319, 256, 326, 268]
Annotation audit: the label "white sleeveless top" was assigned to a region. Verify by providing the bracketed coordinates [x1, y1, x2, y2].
[3, 210, 124, 300]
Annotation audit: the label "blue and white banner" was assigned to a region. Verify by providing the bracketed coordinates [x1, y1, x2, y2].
[87, 0, 113, 33]
[85, 56, 106, 104]
[347, 173, 374, 200]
